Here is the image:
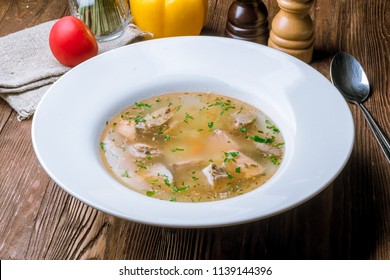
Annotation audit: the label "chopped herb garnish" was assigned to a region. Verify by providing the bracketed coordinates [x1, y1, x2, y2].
[269, 154, 281, 165]
[250, 135, 275, 143]
[155, 98, 160, 103]
[208, 100, 236, 115]
[235, 167, 241, 173]
[150, 178, 159, 183]
[100, 142, 106, 151]
[208, 101, 225, 107]
[164, 135, 171, 141]
[147, 156, 153, 161]
[192, 176, 199, 181]
[223, 151, 240, 163]
[208, 122, 214, 129]
[169, 197, 177, 202]
[135, 102, 151, 108]
[163, 176, 171, 187]
[184, 112, 194, 123]
[136, 164, 147, 169]
[227, 173, 234, 179]
[123, 171, 129, 177]
[171, 148, 184, 152]
[134, 116, 145, 123]
[229, 151, 239, 157]
[276, 142, 285, 148]
[240, 127, 247, 133]
[146, 190, 156, 196]
[173, 185, 190, 193]
[121, 146, 127, 151]
[265, 121, 280, 133]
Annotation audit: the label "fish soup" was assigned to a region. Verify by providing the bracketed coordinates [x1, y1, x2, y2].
[100, 92, 284, 202]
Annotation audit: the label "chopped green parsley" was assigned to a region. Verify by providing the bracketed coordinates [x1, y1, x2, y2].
[240, 127, 247, 133]
[135, 102, 151, 108]
[146, 190, 156, 196]
[208, 100, 236, 115]
[184, 112, 194, 123]
[134, 116, 145, 123]
[136, 164, 147, 169]
[171, 148, 184, 152]
[250, 135, 275, 143]
[269, 154, 281, 165]
[173, 185, 190, 193]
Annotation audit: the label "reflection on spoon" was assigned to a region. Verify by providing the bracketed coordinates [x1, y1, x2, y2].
[330, 52, 390, 163]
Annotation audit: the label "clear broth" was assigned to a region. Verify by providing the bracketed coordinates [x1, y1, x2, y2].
[100, 92, 284, 202]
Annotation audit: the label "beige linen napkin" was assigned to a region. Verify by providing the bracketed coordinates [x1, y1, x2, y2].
[0, 20, 151, 120]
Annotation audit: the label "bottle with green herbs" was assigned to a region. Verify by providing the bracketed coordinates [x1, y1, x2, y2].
[69, 0, 131, 42]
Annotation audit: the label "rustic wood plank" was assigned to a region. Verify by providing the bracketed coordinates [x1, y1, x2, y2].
[0, 117, 52, 259]
[0, 0, 68, 36]
[0, 99, 13, 132]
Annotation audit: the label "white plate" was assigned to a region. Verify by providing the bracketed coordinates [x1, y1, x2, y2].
[32, 37, 354, 228]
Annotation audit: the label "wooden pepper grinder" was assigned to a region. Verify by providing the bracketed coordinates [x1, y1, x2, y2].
[225, 0, 269, 45]
[268, 0, 314, 63]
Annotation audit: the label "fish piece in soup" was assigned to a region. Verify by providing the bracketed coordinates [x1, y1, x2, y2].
[128, 143, 160, 158]
[136, 106, 174, 129]
[171, 159, 205, 173]
[225, 150, 265, 178]
[144, 163, 173, 184]
[254, 142, 283, 157]
[116, 120, 136, 141]
[202, 163, 229, 186]
[232, 112, 256, 128]
[208, 129, 239, 153]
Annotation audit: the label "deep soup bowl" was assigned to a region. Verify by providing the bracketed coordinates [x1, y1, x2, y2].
[32, 37, 354, 228]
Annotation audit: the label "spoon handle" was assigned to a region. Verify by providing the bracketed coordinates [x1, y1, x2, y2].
[357, 102, 390, 163]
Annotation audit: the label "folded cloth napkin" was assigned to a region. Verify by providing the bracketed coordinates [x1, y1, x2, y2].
[0, 20, 151, 120]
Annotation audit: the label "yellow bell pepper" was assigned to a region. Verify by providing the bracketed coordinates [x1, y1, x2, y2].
[130, 0, 208, 38]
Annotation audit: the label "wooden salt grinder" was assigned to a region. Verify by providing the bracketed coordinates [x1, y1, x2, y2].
[268, 0, 314, 63]
[225, 0, 269, 45]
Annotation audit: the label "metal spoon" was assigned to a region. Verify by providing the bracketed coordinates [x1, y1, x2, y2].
[330, 52, 390, 163]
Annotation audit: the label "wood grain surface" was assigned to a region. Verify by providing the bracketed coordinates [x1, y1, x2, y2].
[1, 0, 389, 260]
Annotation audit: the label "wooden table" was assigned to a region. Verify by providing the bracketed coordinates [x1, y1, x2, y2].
[1, 0, 389, 260]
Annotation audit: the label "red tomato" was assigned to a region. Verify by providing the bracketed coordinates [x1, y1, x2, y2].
[49, 16, 98, 67]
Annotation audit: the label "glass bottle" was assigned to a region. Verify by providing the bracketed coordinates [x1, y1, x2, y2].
[69, 0, 131, 42]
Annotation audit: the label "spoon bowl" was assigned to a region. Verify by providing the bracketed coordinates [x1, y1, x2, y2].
[331, 52, 370, 103]
[330, 52, 390, 163]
